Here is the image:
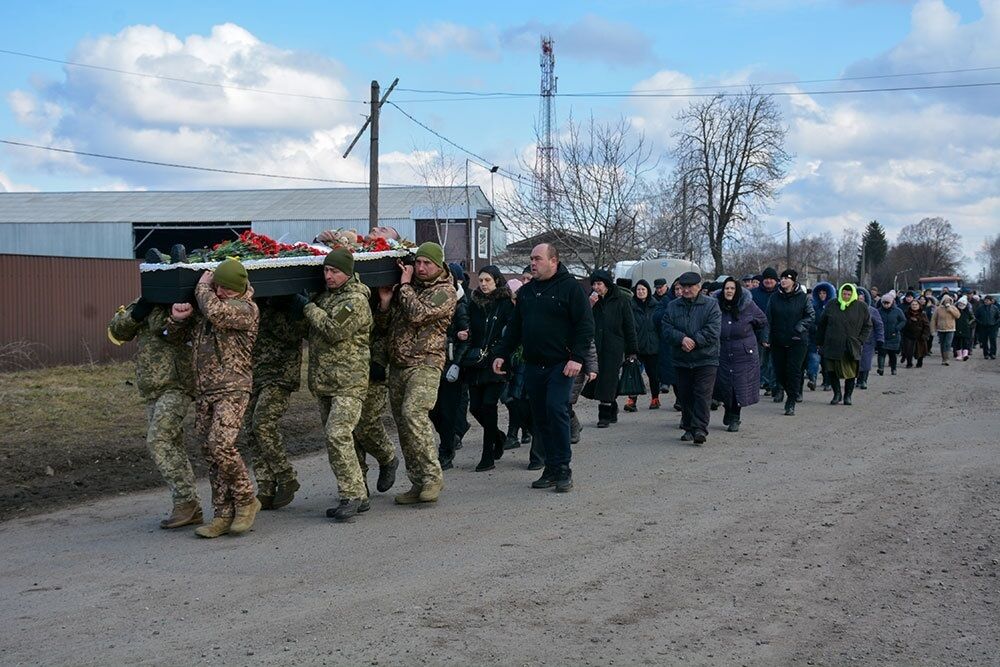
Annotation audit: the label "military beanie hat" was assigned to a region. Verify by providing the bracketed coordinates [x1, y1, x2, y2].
[213, 258, 248, 293]
[324, 247, 355, 275]
[415, 241, 445, 268]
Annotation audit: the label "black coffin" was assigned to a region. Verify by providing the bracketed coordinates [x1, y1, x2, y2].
[140, 256, 402, 303]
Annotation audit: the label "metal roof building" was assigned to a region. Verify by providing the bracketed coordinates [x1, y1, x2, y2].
[0, 186, 505, 268]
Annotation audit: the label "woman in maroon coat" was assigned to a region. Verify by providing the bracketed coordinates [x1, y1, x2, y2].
[901, 299, 931, 368]
[713, 277, 768, 432]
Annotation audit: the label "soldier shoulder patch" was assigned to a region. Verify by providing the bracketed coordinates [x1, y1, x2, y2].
[332, 303, 354, 326]
[430, 290, 449, 307]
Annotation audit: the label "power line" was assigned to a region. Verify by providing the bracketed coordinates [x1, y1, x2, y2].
[0, 138, 416, 186]
[0, 48, 367, 104]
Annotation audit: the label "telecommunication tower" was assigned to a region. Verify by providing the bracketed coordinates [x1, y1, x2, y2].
[535, 35, 557, 224]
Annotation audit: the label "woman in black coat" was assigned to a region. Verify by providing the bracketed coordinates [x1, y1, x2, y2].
[463, 265, 515, 471]
[816, 283, 873, 406]
[590, 269, 638, 427]
[626, 279, 661, 411]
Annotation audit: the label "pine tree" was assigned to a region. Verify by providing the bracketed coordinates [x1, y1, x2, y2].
[856, 220, 888, 283]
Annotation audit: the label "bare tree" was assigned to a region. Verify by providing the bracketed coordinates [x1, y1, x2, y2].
[976, 235, 1000, 291]
[503, 114, 656, 273]
[672, 88, 790, 275]
[410, 144, 466, 249]
[835, 228, 860, 287]
[894, 217, 964, 278]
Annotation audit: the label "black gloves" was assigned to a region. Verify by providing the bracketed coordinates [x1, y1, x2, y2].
[288, 290, 310, 320]
[130, 297, 154, 323]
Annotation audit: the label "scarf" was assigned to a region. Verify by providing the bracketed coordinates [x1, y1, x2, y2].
[838, 283, 858, 311]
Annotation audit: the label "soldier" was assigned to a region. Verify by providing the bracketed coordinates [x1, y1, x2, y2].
[244, 298, 307, 510]
[375, 242, 457, 505]
[292, 248, 375, 522]
[168, 258, 261, 538]
[352, 306, 400, 496]
[108, 297, 201, 529]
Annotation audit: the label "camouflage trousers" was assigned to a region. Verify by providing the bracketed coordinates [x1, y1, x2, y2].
[353, 382, 397, 477]
[145, 389, 198, 504]
[244, 384, 297, 497]
[387, 365, 443, 488]
[318, 395, 367, 500]
[195, 391, 255, 519]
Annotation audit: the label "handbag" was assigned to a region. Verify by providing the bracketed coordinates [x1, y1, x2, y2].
[581, 377, 598, 400]
[616, 358, 646, 396]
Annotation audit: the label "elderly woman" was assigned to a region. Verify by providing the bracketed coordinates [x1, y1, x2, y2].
[901, 299, 931, 368]
[816, 283, 873, 406]
[589, 269, 637, 428]
[713, 277, 767, 432]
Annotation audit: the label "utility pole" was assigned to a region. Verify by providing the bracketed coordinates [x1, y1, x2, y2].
[786, 220, 791, 270]
[343, 77, 399, 231]
[837, 248, 841, 285]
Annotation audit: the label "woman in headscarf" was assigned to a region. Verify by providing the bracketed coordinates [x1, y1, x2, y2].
[855, 287, 884, 390]
[901, 299, 931, 368]
[464, 265, 514, 471]
[816, 284, 873, 406]
[625, 279, 661, 411]
[952, 295, 975, 361]
[712, 277, 767, 432]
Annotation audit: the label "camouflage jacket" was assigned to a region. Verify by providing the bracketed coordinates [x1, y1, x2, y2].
[374, 268, 457, 371]
[252, 299, 307, 391]
[304, 276, 372, 397]
[108, 301, 195, 401]
[168, 283, 259, 396]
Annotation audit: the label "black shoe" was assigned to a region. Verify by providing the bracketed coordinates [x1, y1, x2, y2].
[144, 247, 165, 264]
[772, 390, 784, 403]
[905, 363, 913, 368]
[877, 368, 884, 376]
[531, 470, 557, 489]
[764, 388, 772, 397]
[844, 380, 855, 406]
[440, 458, 454, 471]
[727, 420, 740, 432]
[475, 458, 495, 472]
[493, 433, 505, 461]
[555, 467, 573, 493]
[857, 381, 867, 390]
[520, 433, 532, 445]
[527, 461, 544, 471]
[271, 479, 300, 509]
[916, 360, 923, 368]
[710, 399, 720, 411]
[891, 368, 896, 375]
[673, 402, 683, 412]
[503, 435, 520, 450]
[784, 403, 795, 416]
[376, 457, 399, 492]
[453, 434, 463, 451]
[692, 432, 706, 445]
[680, 431, 693, 442]
[807, 379, 816, 391]
[597, 403, 611, 428]
[821, 384, 831, 391]
[326, 498, 363, 522]
[169, 244, 188, 263]
[609, 402, 618, 424]
[722, 411, 732, 426]
[843, 394, 853, 406]
[358, 498, 371, 513]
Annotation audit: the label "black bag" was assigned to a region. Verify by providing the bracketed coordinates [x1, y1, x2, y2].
[617, 359, 646, 396]
[581, 377, 598, 400]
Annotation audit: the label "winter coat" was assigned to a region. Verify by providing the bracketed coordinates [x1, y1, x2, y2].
[954, 307, 974, 338]
[662, 293, 722, 369]
[809, 281, 836, 351]
[630, 294, 660, 356]
[592, 284, 638, 402]
[902, 309, 930, 358]
[860, 304, 884, 372]
[375, 267, 458, 371]
[304, 277, 372, 398]
[877, 304, 906, 352]
[816, 300, 872, 363]
[751, 284, 778, 315]
[465, 287, 514, 385]
[975, 302, 1000, 328]
[932, 303, 960, 333]
[765, 286, 814, 347]
[713, 290, 767, 407]
[442, 292, 471, 376]
[108, 302, 195, 401]
[652, 295, 676, 387]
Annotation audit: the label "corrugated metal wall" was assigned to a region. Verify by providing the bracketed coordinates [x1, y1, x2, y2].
[0, 254, 140, 368]
[0, 222, 134, 259]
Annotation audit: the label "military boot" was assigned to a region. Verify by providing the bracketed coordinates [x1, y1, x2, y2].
[160, 501, 203, 529]
[394, 485, 422, 505]
[326, 498, 364, 522]
[376, 457, 399, 493]
[195, 516, 232, 539]
[418, 480, 443, 503]
[271, 479, 300, 510]
[229, 498, 262, 535]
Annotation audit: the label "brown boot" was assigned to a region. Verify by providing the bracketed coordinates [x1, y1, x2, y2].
[229, 498, 262, 535]
[195, 516, 232, 539]
[418, 480, 443, 503]
[160, 501, 203, 529]
[394, 485, 422, 505]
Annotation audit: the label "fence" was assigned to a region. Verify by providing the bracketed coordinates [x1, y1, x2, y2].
[0, 254, 141, 368]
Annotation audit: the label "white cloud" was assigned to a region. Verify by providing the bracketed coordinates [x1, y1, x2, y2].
[0, 170, 38, 192]
[376, 22, 501, 62]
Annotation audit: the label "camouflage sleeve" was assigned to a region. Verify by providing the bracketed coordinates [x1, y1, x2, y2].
[304, 294, 372, 344]
[195, 283, 257, 331]
[397, 283, 457, 327]
[107, 301, 141, 343]
[163, 310, 196, 342]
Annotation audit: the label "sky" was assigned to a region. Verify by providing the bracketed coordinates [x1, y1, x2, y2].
[0, 0, 997, 274]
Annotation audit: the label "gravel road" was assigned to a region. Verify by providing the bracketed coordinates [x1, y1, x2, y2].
[2, 358, 998, 666]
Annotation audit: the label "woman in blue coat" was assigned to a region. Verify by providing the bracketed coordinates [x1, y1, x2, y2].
[712, 277, 768, 432]
[876, 291, 906, 375]
[809, 282, 836, 390]
[856, 287, 884, 390]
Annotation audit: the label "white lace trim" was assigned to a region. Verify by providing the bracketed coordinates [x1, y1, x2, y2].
[140, 248, 410, 272]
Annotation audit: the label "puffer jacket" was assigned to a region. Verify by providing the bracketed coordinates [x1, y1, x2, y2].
[108, 301, 195, 401]
[304, 277, 372, 397]
[877, 304, 906, 352]
[375, 267, 458, 371]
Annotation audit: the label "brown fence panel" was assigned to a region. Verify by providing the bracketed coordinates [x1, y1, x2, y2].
[0, 254, 141, 368]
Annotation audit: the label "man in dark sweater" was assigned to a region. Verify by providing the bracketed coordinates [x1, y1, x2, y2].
[764, 269, 815, 416]
[493, 244, 594, 492]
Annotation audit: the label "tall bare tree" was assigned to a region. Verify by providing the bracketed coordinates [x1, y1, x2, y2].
[672, 88, 790, 275]
[410, 144, 466, 249]
[894, 217, 964, 278]
[976, 235, 1000, 291]
[503, 114, 656, 273]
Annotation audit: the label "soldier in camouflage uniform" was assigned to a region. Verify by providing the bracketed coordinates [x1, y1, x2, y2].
[293, 248, 374, 522]
[108, 298, 201, 529]
[374, 242, 457, 505]
[352, 311, 399, 495]
[244, 298, 307, 510]
[168, 259, 261, 538]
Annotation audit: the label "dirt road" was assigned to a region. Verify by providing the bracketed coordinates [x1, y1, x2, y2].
[2, 359, 998, 666]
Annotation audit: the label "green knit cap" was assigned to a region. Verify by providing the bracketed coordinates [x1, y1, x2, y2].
[415, 241, 445, 268]
[323, 247, 355, 275]
[213, 258, 248, 293]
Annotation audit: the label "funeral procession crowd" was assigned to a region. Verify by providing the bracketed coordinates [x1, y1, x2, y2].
[109, 235, 1000, 538]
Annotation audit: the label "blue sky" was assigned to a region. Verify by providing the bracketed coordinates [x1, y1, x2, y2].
[0, 0, 996, 271]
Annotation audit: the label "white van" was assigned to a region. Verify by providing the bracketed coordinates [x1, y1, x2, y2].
[620, 256, 703, 289]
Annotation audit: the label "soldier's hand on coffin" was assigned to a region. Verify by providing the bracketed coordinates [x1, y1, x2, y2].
[398, 260, 414, 285]
[377, 286, 394, 310]
[171, 303, 194, 321]
[289, 290, 309, 319]
[198, 270, 214, 285]
[130, 297, 154, 323]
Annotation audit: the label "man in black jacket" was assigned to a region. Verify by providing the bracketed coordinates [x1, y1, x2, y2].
[765, 269, 815, 416]
[493, 244, 595, 492]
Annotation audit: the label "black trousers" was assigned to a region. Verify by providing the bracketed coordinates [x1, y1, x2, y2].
[674, 365, 718, 437]
[771, 342, 807, 402]
[877, 349, 898, 371]
[430, 377, 463, 462]
[469, 383, 505, 455]
[636, 353, 660, 398]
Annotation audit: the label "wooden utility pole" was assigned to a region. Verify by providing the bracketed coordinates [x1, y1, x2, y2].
[343, 78, 399, 231]
[786, 220, 791, 270]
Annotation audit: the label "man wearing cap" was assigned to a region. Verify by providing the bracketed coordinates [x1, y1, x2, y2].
[752, 267, 780, 395]
[653, 278, 669, 300]
[168, 258, 261, 538]
[662, 271, 721, 444]
[741, 276, 754, 289]
[764, 269, 814, 416]
[375, 242, 457, 505]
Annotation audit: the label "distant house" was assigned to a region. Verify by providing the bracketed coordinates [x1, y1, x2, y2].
[496, 229, 600, 277]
